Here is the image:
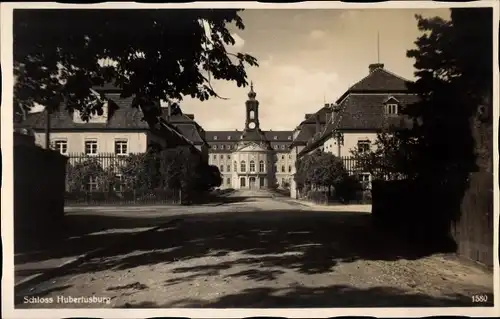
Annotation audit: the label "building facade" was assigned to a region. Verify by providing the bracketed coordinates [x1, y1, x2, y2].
[289, 63, 419, 197]
[205, 84, 294, 190]
[16, 86, 207, 161]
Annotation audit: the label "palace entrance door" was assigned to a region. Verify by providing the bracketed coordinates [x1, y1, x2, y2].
[249, 177, 256, 189]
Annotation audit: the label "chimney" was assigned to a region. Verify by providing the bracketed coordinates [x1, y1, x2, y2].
[369, 63, 384, 73]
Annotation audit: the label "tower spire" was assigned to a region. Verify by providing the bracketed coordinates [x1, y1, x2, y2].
[248, 81, 256, 99]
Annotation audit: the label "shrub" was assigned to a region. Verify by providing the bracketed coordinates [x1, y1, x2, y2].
[334, 174, 363, 203]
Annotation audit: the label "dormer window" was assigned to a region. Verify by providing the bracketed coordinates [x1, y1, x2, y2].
[385, 103, 399, 115]
[227, 136, 231, 140]
[287, 136, 292, 140]
[274, 136, 278, 140]
[213, 136, 218, 140]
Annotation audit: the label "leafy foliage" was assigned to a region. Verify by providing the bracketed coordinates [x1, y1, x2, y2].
[13, 9, 258, 124]
[66, 147, 223, 202]
[66, 157, 116, 192]
[295, 150, 362, 202]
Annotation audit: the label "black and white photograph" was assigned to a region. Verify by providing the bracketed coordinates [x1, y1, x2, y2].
[1, 1, 498, 318]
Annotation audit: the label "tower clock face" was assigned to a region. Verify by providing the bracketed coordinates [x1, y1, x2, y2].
[248, 122, 256, 129]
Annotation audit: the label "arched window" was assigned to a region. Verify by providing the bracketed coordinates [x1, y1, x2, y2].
[233, 161, 237, 172]
[249, 110, 255, 119]
[249, 160, 255, 172]
[241, 160, 246, 172]
[220, 165, 224, 172]
[227, 165, 231, 172]
[281, 165, 285, 172]
[288, 165, 292, 173]
[259, 160, 265, 172]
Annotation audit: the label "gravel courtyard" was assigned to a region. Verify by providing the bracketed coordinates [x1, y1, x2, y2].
[16, 190, 494, 308]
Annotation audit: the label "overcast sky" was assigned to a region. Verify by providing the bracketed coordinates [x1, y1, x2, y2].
[181, 8, 451, 131]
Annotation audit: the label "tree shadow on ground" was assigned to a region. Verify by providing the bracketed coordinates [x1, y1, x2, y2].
[116, 284, 493, 308]
[214, 196, 255, 204]
[46, 209, 448, 279]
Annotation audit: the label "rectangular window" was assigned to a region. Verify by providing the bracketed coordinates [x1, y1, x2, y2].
[84, 140, 98, 155]
[226, 178, 231, 185]
[88, 176, 99, 192]
[227, 154, 231, 159]
[386, 103, 398, 115]
[114, 139, 128, 156]
[113, 174, 124, 192]
[281, 165, 285, 173]
[281, 155, 285, 160]
[220, 154, 224, 159]
[220, 165, 224, 172]
[213, 154, 216, 160]
[359, 173, 371, 189]
[52, 140, 68, 155]
[227, 165, 231, 172]
[357, 140, 370, 153]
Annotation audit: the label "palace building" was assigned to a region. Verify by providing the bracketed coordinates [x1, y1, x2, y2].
[205, 84, 294, 190]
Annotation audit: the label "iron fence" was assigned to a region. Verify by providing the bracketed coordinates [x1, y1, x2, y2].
[64, 152, 181, 206]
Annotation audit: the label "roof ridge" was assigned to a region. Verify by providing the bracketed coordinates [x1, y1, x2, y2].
[380, 68, 413, 84]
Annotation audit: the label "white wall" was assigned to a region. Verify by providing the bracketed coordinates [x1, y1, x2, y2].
[34, 131, 149, 154]
[323, 132, 378, 157]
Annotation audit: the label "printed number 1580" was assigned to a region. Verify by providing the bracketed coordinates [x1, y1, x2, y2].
[471, 295, 488, 303]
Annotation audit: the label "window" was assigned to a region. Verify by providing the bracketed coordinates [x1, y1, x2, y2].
[113, 174, 124, 192]
[227, 154, 231, 159]
[281, 165, 285, 172]
[249, 110, 255, 119]
[234, 161, 237, 172]
[88, 175, 99, 192]
[220, 154, 224, 159]
[240, 160, 246, 172]
[227, 136, 231, 140]
[213, 154, 217, 160]
[274, 164, 278, 172]
[259, 160, 265, 172]
[281, 145, 285, 149]
[357, 140, 370, 153]
[274, 136, 278, 140]
[249, 160, 255, 172]
[281, 155, 285, 160]
[213, 145, 217, 149]
[53, 140, 68, 155]
[214, 136, 218, 140]
[288, 154, 291, 159]
[240, 177, 246, 187]
[114, 139, 128, 156]
[226, 178, 231, 185]
[359, 173, 371, 189]
[220, 165, 224, 172]
[274, 145, 278, 149]
[227, 165, 231, 172]
[386, 103, 398, 115]
[288, 165, 292, 173]
[84, 140, 98, 155]
[287, 136, 292, 140]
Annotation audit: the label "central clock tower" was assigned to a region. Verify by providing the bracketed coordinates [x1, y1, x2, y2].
[245, 82, 260, 131]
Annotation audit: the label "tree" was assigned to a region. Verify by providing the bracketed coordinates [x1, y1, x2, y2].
[353, 8, 493, 184]
[205, 165, 223, 189]
[404, 8, 492, 182]
[13, 9, 258, 126]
